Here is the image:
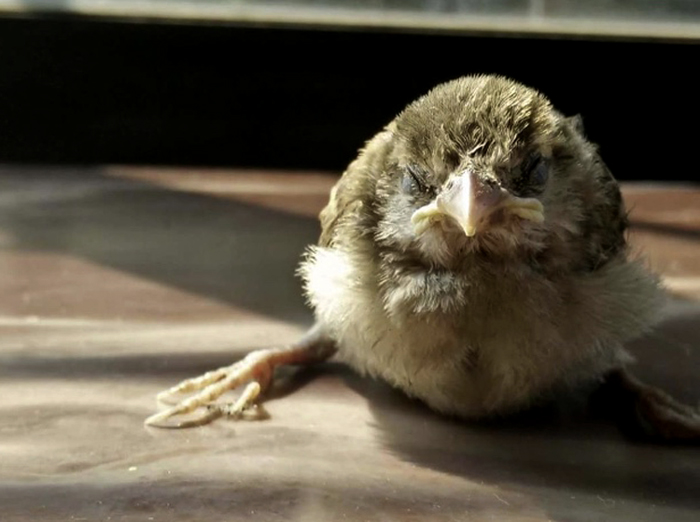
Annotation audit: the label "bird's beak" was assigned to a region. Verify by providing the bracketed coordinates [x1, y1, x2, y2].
[411, 170, 545, 237]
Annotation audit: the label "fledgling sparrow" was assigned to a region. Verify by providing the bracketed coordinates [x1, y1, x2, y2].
[147, 75, 699, 441]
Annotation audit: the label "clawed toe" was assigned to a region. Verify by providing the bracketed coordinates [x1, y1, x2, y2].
[145, 352, 273, 428]
[145, 328, 337, 429]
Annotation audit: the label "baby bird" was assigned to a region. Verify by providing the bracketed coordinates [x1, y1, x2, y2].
[147, 75, 699, 441]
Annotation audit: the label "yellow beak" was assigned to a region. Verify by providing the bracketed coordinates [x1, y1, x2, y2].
[411, 170, 544, 237]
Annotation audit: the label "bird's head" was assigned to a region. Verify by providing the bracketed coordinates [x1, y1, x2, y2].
[373, 75, 601, 267]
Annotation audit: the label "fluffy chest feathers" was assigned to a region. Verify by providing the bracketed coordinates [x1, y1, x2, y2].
[300, 245, 661, 418]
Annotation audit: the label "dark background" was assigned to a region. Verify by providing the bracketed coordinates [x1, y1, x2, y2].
[0, 15, 697, 181]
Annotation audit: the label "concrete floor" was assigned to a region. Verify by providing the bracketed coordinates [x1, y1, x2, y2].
[0, 165, 698, 521]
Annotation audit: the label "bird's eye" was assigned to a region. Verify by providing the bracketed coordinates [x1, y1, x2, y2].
[523, 153, 549, 187]
[401, 165, 429, 195]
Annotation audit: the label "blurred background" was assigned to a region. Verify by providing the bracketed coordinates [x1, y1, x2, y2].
[0, 0, 698, 180]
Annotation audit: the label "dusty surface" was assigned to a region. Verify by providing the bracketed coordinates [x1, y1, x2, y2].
[0, 166, 698, 521]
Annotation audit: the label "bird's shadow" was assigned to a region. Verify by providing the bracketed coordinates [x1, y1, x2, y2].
[333, 300, 700, 513]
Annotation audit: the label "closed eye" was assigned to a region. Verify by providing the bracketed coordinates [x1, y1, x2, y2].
[527, 156, 549, 186]
[401, 165, 434, 197]
[511, 152, 549, 195]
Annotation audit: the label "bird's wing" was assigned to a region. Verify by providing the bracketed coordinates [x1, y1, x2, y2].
[583, 157, 629, 270]
[318, 165, 365, 248]
[318, 129, 393, 248]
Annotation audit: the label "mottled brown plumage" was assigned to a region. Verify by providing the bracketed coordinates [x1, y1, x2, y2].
[147, 75, 699, 441]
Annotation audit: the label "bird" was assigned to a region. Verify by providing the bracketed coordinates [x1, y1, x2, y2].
[146, 74, 699, 441]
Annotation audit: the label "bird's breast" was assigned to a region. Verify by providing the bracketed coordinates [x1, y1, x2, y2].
[300, 246, 555, 416]
[299, 245, 660, 418]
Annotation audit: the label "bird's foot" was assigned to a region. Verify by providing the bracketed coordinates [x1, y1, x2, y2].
[632, 378, 700, 442]
[145, 325, 336, 429]
[601, 370, 700, 443]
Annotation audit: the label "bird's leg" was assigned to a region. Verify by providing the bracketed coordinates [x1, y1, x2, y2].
[145, 324, 336, 429]
[596, 369, 700, 443]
